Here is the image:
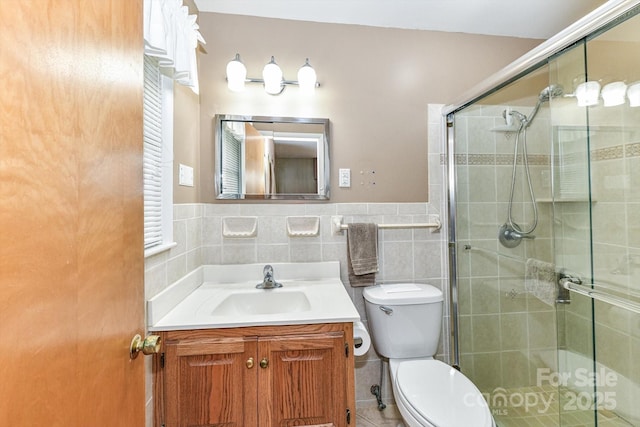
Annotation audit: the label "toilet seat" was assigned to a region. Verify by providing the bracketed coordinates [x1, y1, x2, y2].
[392, 359, 494, 427]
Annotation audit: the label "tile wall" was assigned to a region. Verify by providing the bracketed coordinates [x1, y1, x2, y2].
[453, 104, 559, 392]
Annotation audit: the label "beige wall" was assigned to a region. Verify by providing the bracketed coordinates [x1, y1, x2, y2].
[173, 0, 201, 204]
[174, 83, 201, 203]
[193, 13, 541, 203]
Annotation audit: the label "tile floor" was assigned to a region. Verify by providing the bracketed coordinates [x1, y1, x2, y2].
[356, 403, 404, 427]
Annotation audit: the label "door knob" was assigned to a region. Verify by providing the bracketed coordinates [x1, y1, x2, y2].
[246, 357, 254, 369]
[130, 334, 162, 359]
[260, 357, 269, 368]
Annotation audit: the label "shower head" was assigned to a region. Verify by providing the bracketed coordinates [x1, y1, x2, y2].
[502, 85, 565, 130]
[524, 84, 565, 127]
[538, 84, 564, 102]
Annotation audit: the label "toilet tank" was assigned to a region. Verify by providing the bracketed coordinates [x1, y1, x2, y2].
[363, 283, 443, 359]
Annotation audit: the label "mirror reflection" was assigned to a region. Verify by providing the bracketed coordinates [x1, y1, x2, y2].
[215, 115, 330, 200]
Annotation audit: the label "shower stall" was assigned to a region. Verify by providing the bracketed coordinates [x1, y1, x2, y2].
[445, 1, 640, 426]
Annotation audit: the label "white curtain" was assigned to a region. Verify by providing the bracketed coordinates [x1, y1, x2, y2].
[143, 0, 205, 94]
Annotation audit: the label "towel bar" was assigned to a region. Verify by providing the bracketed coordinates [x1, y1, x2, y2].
[331, 215, 441, 235]
[561, 278, 640, 315]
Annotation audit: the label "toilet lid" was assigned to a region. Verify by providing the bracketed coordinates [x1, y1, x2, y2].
[395, 360, 494, 427]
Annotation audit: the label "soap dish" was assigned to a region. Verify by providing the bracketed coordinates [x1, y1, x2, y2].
[286, 216, 320, 237]
[222, 216, 258, 238]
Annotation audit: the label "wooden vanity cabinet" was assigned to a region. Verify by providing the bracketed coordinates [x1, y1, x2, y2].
[155, 323, 355, 427]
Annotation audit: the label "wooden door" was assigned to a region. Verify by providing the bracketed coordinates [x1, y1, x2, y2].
[258, 332, 348, 427]
[163, 336, 258, 427]
[0, 1, 145, 426]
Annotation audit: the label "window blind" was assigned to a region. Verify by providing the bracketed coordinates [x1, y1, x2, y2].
[221, 130, 242, 195]
[143, 55, 163, 249]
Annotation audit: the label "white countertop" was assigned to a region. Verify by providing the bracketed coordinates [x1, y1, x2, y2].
[148, 262, 360, 331]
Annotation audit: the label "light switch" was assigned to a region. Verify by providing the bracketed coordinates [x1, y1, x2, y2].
[339, 168, 351, 188]
[179, 164, 194, 187]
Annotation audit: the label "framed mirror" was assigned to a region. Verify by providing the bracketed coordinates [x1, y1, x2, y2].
[214, 115, 330, 200]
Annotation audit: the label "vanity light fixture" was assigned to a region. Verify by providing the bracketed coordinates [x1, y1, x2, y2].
[225, 53, 319, 95]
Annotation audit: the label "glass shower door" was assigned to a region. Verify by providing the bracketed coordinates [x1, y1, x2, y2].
[551, 11, 640, 426]
[450, 5, 640, 427]
[452, 64, 565, 426]
[548, 41, 598, 427]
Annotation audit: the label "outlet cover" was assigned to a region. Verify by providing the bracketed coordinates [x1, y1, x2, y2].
[179, 164, 194, 187]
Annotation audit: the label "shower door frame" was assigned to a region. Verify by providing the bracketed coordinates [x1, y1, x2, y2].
[442, 0, 640, 369]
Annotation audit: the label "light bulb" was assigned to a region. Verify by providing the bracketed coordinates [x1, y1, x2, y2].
[226, 53, 246, 92]
[297, 58, 317, 94]
[575, 81, 600, 107]
[262, 56, 283, 95]
[627, 82, 640, 107]
[601, 81, 627, 107]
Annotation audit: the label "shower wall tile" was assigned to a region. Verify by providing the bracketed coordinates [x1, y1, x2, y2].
[468, 203, 499, 239]
[467, 166, 497, 203]
[501, 351, 531, 389]
[470, 277, 501, 315]
[467, 117, 497, 153]
[627, 202, 640, 249]
[472, 314, 501, 353]
[500, 313, 529, 351]
[592, 202, 628, 246]
[458, 278, 472, 315]
[472, 352, 504, 392]
[499, 278, 528, 313]
[528, 311, 558, 349]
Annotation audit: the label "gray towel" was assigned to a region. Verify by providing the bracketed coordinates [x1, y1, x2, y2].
[347, 223, 378, 287]
[525, 258, 557, 306]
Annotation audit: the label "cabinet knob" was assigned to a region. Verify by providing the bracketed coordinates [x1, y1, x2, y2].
[246, 357, 254, 369]
[260, 357, 269, 369]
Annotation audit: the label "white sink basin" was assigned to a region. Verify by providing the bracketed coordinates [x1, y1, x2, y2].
[147, 261, 361, 330]
[211, 290, 311, 316]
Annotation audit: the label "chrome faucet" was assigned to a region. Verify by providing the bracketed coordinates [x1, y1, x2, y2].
[256, 264, 282, 289]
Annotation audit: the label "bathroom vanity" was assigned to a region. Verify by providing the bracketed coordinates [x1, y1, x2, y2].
[148, 262, 359, 427]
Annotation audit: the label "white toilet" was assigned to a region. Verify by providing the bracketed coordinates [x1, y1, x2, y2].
[363, 283, 495, 427]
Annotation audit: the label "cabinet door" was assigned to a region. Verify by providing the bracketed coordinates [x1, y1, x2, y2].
[164, 336, 258, 427]
[258, 332, 347, 427]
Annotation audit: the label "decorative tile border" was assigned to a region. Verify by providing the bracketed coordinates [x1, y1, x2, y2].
[445, 142, 640, 166]
[468, 154, 496, 165]
[625, 142, 640, 158]
[454, 153, 551, 166]
[591, 145, 624, 161]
